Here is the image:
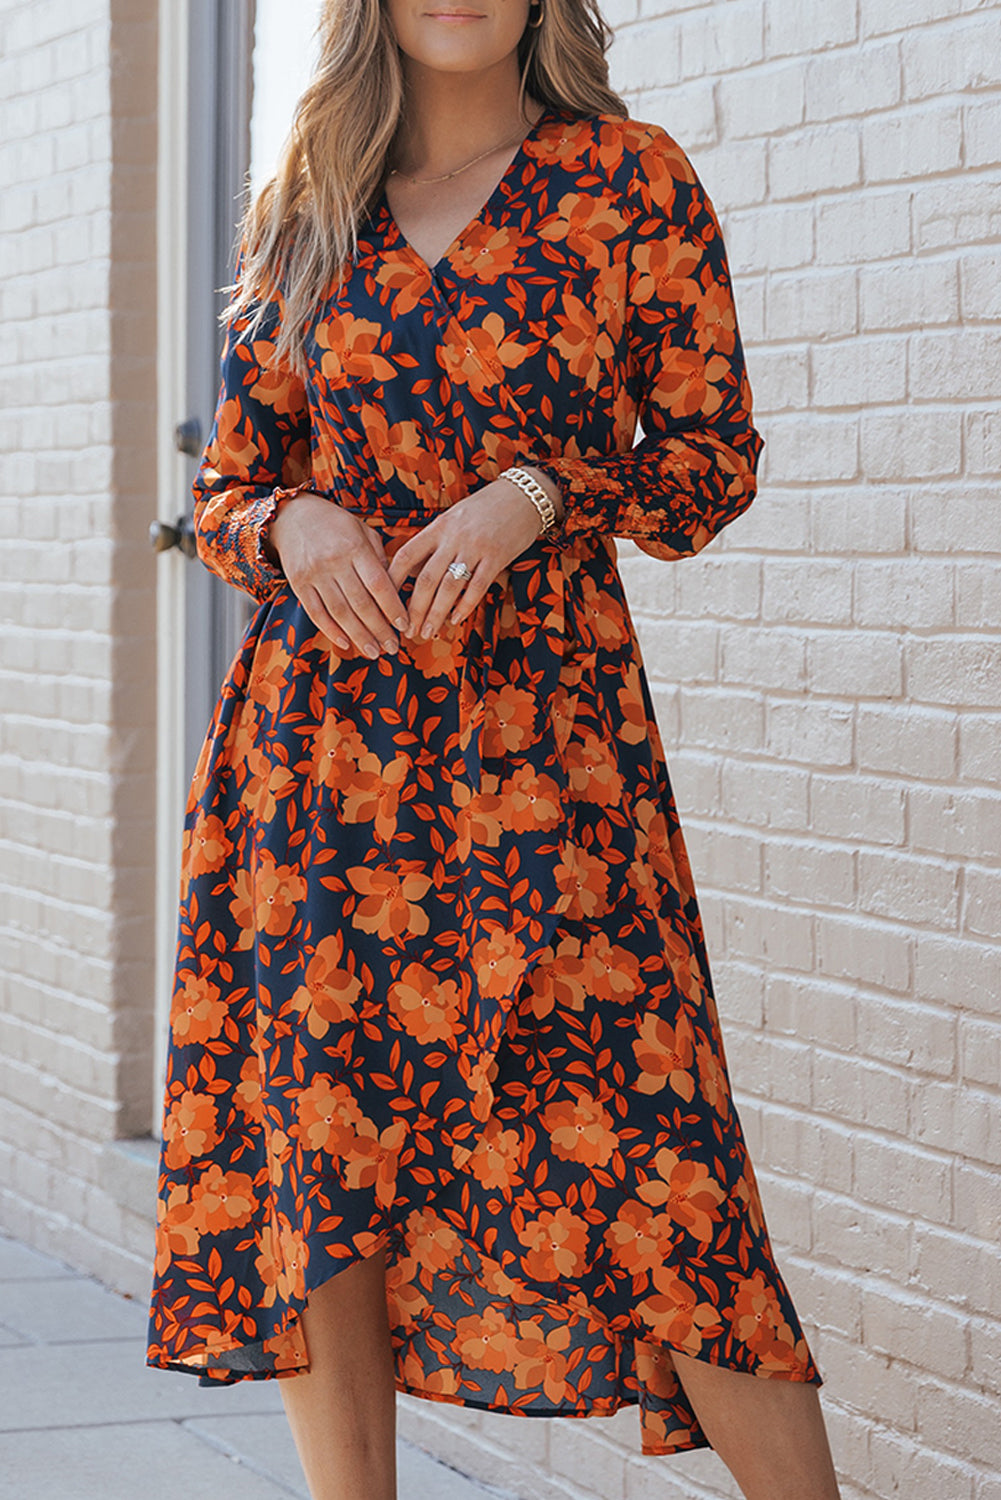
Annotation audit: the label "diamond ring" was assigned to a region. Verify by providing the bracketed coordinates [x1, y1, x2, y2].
[447, 560, 473, 582]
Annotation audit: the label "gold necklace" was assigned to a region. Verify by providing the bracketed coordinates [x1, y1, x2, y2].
[388, 123, 531, 185]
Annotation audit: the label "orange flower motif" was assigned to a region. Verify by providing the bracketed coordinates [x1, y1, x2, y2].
[252, 848, 307, 938]
[347, 861, 431, 940]
[582, 934, 641, 1003]
[727, 1272, 792, 1358]
[401, 625, 462, 678]
[631, 233, 704, 309]
[239, 744, 298, 823]
[692, 281, 737, 356]
[538, 190, 628, 265]
[695, 1035, 731, 1117]
[374, 249, 434, 316]
[340, 753, 409, 839]
[341, 1117, 408, 1210]
[154, 1184, 202, 1277]
[170, 967, 226, 1046]
[634, 1338, 681, 1401]
[566, 732, 625, 807]
[294, 1075, 368, 1156]
[184, 811, 231, 879]
[454, 1307, 520, 1373]
[453, 779, 506, 852]
[551, 291, 615, 388]
[604, 1199, 676, 1276]
[650, 350, 730, 421]
[553, 844, 610, 920]
[455, 1047, 496, 1123]
[234, 1052, 263, 1120]
[730, 1168, 766, 1241]
[592, 258, 629, 344]
[616, 663, 651, 744]
[465, 1114, 523, 1192]
[637, 1263, 721, 1352]
[437, 311, 532, 397]
[388, 961, 462, 1045]
[360, 401, 440, 494]
[504, 765, 562, 832]
[632, 1010, 697, 1098]
[204, 397, 270, 482]
[404, 1207, 465, 1273]
[266, 1127, 293, 1189]
[637, 130, 696, 208]
[634, 797, 673, 873]
[246, 339, 309, 417]
[472, 928, 525, 999]
[189, 1163, 256, 1236]
[311, 711, 367, 789]
[512, 1320, 574, 1403]
[517, 1206, 590, 1281]
[247, 637, 293, 715]
[228, 867, 255, 951]
[532, 117, 592, 169]
[449, 222, 525, 282]
[288, 933, 363, 1039]
[478, 428, 522, 477]
[396, 1348, 461, 1397]
[255, 1211, 308, 1307]
[727, 1274, 814, 1372]
[635, 1147, 726, 1242]
[581, 570, 631, 648]
[526, 934, 588, 1018]
[384, 1253, 433, 1328]
[314, 315, 398, 386]
[163, 1090, 220, 1169]
[541, 1094, 618, 1168]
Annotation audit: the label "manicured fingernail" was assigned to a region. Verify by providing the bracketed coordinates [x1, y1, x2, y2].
[364, 643, 379, 659]
[395, 616, 409, 631]
[384, 638, 398, 654]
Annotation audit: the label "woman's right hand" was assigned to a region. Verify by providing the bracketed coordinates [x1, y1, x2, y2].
[265, 493, 410, 657]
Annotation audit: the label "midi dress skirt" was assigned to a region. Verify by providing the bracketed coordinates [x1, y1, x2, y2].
[145, 103, 823, 1457]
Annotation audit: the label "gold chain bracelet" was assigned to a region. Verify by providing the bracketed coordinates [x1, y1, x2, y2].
[499, 466, 559, 535]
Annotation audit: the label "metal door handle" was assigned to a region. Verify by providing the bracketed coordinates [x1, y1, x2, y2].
[149, 515, 197, 558]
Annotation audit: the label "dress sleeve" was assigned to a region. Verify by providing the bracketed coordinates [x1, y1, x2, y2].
[531, 127, 763, 562]
[191, 236, 314, 601]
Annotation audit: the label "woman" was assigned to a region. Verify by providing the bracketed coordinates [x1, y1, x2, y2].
[146, 2, 842, 1497]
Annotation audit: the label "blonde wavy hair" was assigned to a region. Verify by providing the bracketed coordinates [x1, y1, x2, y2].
[224, 0, 627, 379]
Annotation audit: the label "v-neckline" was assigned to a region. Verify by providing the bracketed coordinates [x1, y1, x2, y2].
[378, 104, 554, 277]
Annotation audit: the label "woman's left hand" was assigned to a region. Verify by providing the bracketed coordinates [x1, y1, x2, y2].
[387, 470, 563, 639]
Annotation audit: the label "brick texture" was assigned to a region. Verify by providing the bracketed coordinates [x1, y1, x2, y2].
[0, 0, 157, 1290]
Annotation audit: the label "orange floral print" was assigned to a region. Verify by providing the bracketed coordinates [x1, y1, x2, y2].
[347, 862, 432, 940]
[541, 1094, 619, 1168]
[388, 962, 463, 1045]
[517, 1207, 591, 1281]
[163, 1090, 219, 1170]
[148, 106, 822, 1463]
[288, 933, 363, 1039]
[635, 1147, 728, 1242]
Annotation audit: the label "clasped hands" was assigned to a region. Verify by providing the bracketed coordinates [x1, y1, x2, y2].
[266, 470, 563, 658]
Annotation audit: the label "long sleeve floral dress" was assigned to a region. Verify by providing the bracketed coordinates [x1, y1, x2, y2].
[145, 104, 823, 1457]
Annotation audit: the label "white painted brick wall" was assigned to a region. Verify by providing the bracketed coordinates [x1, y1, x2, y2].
[0, 0, 157, 1289]
[402, 2, 1001, 1497]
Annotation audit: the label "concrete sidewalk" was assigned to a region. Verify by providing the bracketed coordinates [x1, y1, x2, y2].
[0, 1230, 503, 1500]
